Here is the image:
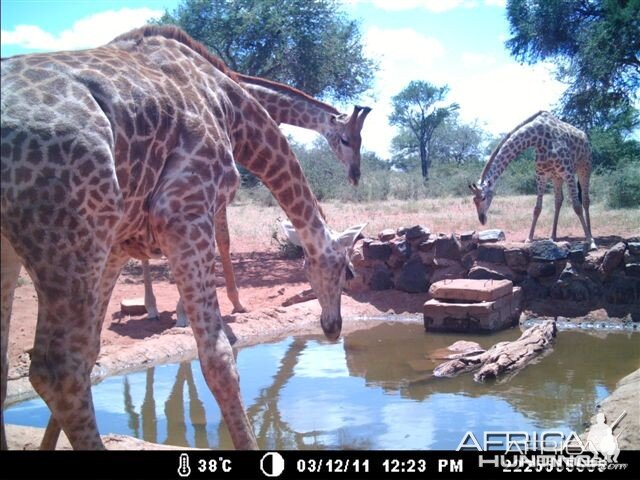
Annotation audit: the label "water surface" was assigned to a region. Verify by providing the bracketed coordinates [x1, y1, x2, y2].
[6, 322, 639, 449]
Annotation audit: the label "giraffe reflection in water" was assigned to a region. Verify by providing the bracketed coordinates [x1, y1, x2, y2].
[123, 363, 208, 448]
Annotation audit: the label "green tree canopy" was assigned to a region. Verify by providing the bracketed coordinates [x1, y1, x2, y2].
[156, 0, 376, 102]
[389, 81, 458, 180]
[505, 0, 640, 133]
[430, 114, 487, 165]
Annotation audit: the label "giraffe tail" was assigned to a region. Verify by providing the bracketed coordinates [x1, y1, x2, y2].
[577, 180, 583, 204]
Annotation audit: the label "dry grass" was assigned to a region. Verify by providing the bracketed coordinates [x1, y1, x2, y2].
[227, 195, 640, 253]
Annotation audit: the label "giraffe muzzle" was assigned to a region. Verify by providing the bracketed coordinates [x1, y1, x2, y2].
[321, 312, 342, 341]
[479, 213, 487, 225]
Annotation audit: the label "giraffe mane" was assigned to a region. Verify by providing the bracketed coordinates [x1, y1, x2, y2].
[236, 73, 341, 116]
[480, 110, 548, 183]
[110, 25, 235, 78]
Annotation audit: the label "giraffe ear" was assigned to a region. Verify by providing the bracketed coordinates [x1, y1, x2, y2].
[279, 220, 301, 246]
[336, 223, 367, 251]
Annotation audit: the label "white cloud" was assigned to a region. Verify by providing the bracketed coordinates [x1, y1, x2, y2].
[450, 61, 567, 134]
[371, 0, 478, 12]
[345, 0, 505, 12]
[357, 27, 446, 157]
[1, 8, 162, 53]
[461, 52, 498, 67]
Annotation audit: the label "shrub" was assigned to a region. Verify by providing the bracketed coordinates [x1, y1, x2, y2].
[606, 160, 640, 209]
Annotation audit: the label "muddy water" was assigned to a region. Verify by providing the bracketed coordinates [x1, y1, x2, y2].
[5, 322, 639, 450]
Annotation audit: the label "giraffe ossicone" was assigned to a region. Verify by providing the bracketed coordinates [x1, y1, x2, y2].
[471, 111, 596, 250]
[1, 25, 366, 450]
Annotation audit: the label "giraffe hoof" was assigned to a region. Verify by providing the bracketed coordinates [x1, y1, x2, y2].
[232, 306, 248, 314]
[147, 315, 159, 321]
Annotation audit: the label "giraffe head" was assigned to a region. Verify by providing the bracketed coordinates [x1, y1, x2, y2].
[282, 221, 366, 340]
[325, 105, 372, 186]
[469, 182, 494, 225]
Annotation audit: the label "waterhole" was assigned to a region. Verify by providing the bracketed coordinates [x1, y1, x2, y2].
[5, 322, 639, 449]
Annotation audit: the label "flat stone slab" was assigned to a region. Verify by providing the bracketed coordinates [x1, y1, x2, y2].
[429, 278, 513, 302]
[423, 287, 522, 333]
[120, 297, 147, 316]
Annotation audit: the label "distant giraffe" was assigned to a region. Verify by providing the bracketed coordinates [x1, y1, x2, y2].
[1, 25, 365, 450]
[470, 111, 595, 249]
[142, 79, 371, 325]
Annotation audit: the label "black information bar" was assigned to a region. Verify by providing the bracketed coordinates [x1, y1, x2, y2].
[2, 450, 638, 479]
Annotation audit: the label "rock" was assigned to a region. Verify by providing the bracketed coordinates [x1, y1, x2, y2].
[404, 225, 430, 242]
[601, 242, 626, 275]
[434, 234, 462, 261]
[460, 231, 479, 254]
[417, 237, 436, 252]
[430, 262, 467, 283]
[478, 229, 506, 243]
[628, 242, 640, 256]
[418, 249, 436, 266]
[529, 239, 569, 261]
[395, 257, 429, 293]
[477, 244, 506, 264]
[604, 273, 639, 304]
[378, 228, 396, 242]
[429, 278, 513, 302]
[528, 260, 559, 278]
[349, 243, 366, 269]
[568, 241, 589, 264]
[369, 264, 394, 290]
[424, 286, 522, 333]
[363, 239, 392, 261]
[520, 277, 549, 300]
[469, 262, 521, 282]
[551, 265, 601, 302]
[461, 250, 479, 270]
[344, 266, 370, 292]
[121, 298, 147, 316]
[626, 263, 640, 278]
[460, 231, 476, 242]
[504, 245, 530, 272]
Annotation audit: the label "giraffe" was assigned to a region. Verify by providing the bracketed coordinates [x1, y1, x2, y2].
[142, 77, 371, 325]
[1, 25, 365, 450]
[469, 111, 596, 250]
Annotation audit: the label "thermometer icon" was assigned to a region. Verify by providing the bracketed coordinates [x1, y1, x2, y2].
[178, 453, 191, 477]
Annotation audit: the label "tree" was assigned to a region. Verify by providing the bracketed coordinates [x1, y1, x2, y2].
[430, 114, 487, 165]
[505, 0, 639, 134]
[389, 81, 459, 180]
[156, 0, 376, 102]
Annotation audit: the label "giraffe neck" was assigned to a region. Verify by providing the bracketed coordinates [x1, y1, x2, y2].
[229, 99, 332, 254]
[481, 111, 548, 190]
[236, 74, 339, 136]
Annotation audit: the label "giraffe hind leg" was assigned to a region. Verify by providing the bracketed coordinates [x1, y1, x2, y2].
[150, 177, 257, 449]
[551, 178, 564, 241]
[39, 247, 129, 449]
[566, 175, 595, 250]
[1, 236, 23, 450]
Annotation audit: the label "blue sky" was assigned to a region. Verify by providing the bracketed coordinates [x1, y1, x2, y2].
[1, 0, 567, 158]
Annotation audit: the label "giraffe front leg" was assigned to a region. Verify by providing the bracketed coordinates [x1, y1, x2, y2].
[214, 208, 247, 314]
[1, 236, 23, 450]
[551, 178, 564, 241]
[527, 175, 547, 243]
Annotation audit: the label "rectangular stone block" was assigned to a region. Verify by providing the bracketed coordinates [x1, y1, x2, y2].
[429, 278, 513, 302]
[423, 288, 522, 333]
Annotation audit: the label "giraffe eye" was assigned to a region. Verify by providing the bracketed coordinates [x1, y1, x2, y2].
[340, 137, 350, 146]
